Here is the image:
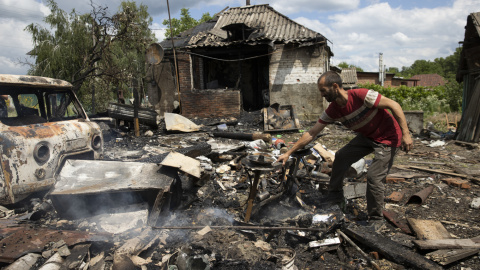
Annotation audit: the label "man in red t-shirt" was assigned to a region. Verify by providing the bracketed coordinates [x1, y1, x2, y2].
[278, 71, 413, 223]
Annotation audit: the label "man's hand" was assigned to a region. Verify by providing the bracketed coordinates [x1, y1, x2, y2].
[277, 153, 290, 166]
[401, 133, 413, 153]
[377, 96, 414, 153]
[276, 122, 327, 167]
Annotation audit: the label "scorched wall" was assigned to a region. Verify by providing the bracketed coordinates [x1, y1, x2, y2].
[269, 44, 329, 121]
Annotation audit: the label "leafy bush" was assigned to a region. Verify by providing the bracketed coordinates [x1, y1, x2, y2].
[358, 83, 460, 113]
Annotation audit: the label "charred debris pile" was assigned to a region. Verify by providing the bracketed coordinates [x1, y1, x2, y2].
[0, 110, 479, 270]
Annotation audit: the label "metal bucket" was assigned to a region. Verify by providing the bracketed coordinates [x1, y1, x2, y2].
[275, 248, 297, 270]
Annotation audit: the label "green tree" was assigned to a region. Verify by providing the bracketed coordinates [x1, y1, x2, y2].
[94, 1, 156, 112]
[381, 48, 463, 113]
[434, 47, 462, 80]
[442, 80, 463, 112]
[398, 48, 461, 81]
[25, 0, 156, 112]
[337, 61, 364, 72]
[25, 0, 92, 88]
[386, 67, 400, 76]
[400, 59, 442, 78]
[162, 8, 213, 38]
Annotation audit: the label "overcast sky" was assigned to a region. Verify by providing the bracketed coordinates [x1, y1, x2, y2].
[0, 0, 477, 75]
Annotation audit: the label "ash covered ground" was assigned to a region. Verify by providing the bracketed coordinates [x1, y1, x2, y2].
[1, 110, 479, 269]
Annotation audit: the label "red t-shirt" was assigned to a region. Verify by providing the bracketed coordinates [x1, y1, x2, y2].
[318, 88, 402, 147]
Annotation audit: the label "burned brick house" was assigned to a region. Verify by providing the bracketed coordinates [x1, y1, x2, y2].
[456, 11, 480, 142]
[146, 4, 332, 120]
[409, 74, 447, 87]
[355, 71, 419, 87]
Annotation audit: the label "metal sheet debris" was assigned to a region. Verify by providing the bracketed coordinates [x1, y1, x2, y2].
[4, 253, 41, 270]
[108, 102, 158, 127]
[51, 160, 174, 195]
[49, 159, 178, 220]
[161, 152, 201, 178]
[343, 183, 367, 199]
[0, 225, 111, 263]
[164, 112, 200, 132]
[64, 244, 91, 269]
[90, 203, 149, 234]
[39, 253, 64, 270]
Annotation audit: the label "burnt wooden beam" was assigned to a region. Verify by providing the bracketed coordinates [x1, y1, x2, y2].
[408, 165, 480, 185]
[147, 190, 166, 226]
[344, 225, 442, 270]
[426, 249, 480, 265]
[407, 218, 452, 240]
[213, 132, 271, 142]
[413, 238, 480, 250]
[453, 140, 478, 149]
[337, 229, 381, 270]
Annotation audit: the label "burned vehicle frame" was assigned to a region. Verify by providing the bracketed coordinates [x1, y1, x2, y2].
[0, 75, 103, 205]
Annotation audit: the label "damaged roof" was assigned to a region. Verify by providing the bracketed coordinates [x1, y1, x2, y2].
[161, 4, 327, 49]
[340, 68, 358, 89]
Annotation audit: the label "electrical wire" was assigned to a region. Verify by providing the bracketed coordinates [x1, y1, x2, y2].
[172, 40, 326, 62]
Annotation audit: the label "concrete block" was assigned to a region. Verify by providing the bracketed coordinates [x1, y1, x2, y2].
[404, 111, 424, 135]
[471, 197, 480, 209]
[344, 183, 367, 199]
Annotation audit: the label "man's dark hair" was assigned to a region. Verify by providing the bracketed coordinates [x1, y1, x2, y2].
[318, 70, 343, 88]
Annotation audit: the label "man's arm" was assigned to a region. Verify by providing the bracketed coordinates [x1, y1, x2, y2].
[277, 121, 327, 166]
[377, 96, 413, 152]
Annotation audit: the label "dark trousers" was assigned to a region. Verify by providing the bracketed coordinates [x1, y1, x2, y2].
[329, 134, 398, 218]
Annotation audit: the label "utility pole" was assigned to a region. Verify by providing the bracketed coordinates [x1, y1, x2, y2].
[384, 64, 386, 84]
[379, 53, 384, 87]
[133, 60, 140, 137]
[91, 16, 96, 115]
[166, 0, 181, 114]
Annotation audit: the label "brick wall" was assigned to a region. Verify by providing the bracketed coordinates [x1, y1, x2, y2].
[269, 44, 329, 120]
[191, 55, 204, 90]
[176, 52, 192, 93]
[357, 73, 395, 87]
[269, 44, 326, 85]
[410, 74, 446, 87]
[176, 53, 240, 118]
[181, 90, 241, 118]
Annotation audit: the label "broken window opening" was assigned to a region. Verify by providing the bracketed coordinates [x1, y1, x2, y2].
[193, 46, 270, 112]
[45, 92, 81, 121]
[222, 23, 255, 42]
[0, 88, 86, 126]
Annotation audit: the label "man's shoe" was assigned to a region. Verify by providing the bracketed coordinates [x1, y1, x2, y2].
[319, 193, 346, 212]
